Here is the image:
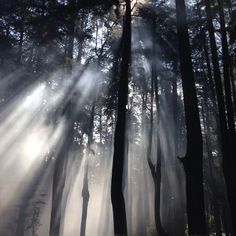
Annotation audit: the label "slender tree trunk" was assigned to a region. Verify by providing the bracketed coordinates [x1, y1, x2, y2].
[202, 95, 222, 236]
[204, 0, 228, 149]
[172, 60, 178, 152]
[80, 162, 90, 236]
[217, 0, 236, 135]
[149, 29, 169, 235]
[111, 0, 131, 235]
[218, 3, 236, 232]
[141, 91, 147, 135]
[49, 113, 73, 236]
[77, 10, 85, 64]
[196, 1, 218, 114]
[149, 75, 169, 236]
[175, 0, 207, 234]
[79, 94, 96, 236]
[229, 63, 236, 116]
[171, 60, 185, 236]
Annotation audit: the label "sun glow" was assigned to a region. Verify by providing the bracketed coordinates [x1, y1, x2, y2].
[23, 132, 45, 160]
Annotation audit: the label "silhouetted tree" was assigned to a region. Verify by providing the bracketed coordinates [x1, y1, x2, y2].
[111, 0, 131, 235]
[175, 0, 207, 234]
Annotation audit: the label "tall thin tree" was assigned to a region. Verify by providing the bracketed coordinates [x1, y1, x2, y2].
[111, 0, 131, 235]
[175, 0, 207, 234]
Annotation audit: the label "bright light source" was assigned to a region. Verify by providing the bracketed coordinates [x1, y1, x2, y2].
[23, 131, 45, 160]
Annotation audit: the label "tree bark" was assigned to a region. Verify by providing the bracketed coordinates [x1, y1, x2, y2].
[151, 29, 169, 235]
[217, 0, 236, 136]
[202, 94, 222, 236]
[111, 0, 131, 235]
[175, 0, 207, 234]
[80, 162, 90, 236]
[49, 113, 73, 236]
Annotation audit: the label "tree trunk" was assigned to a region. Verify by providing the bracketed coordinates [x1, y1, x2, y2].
[80, 162, 90, 236]
[175, 0, 207, 234]
[111, 0, 131, 235]
[217, 0, 236, 136]
[152, 31, 169, 235]
[229, 63, 236, 116]
[204, 0, 228, 150]
[202, 95, 222, 236]
[66, 0, 76, 69]
[218, 2, 236, 232]
[79, 94, 96, 236]
[49, 116, 73, 236]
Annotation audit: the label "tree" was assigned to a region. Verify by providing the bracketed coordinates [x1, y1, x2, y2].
[204, 0, 236, 232]
[175, 0, 207, 234]
[217, 0, 236, 232]
[111, 0, 131, 235]
[1, 0, 236, 235]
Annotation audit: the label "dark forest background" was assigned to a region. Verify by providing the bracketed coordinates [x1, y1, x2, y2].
[0, 0, 236, 235]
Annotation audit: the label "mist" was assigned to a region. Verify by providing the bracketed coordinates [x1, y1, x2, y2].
[0, 0, 235, 235]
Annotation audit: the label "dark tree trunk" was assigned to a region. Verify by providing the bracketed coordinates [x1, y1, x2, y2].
[80, 163, 90, 236]
[175, 0, 207, 234]
[202, 94, 222, 236]
[49, 118, 73, 236]
[147, 76, 168, 236]
[172, 60, 178, 152]
[217, 0, 236, 136]
[229, 63, 236, 116]
[171, 60, 186, 236]
[66, 0, 76, 70]
[204, 0, 228, 149]
[147, 106, 169, 236]
[79, 95, 96, 236]
[149, 29, 169, 235]
[111, 0, 131, 235]
[141, 91, 147, 134]
[218, 3, 236, 232]
[196, 1, 218, 117]
[49, 62, 82, 236]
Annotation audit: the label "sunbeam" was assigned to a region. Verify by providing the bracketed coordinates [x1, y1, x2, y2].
[0, 0, 234, 235]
